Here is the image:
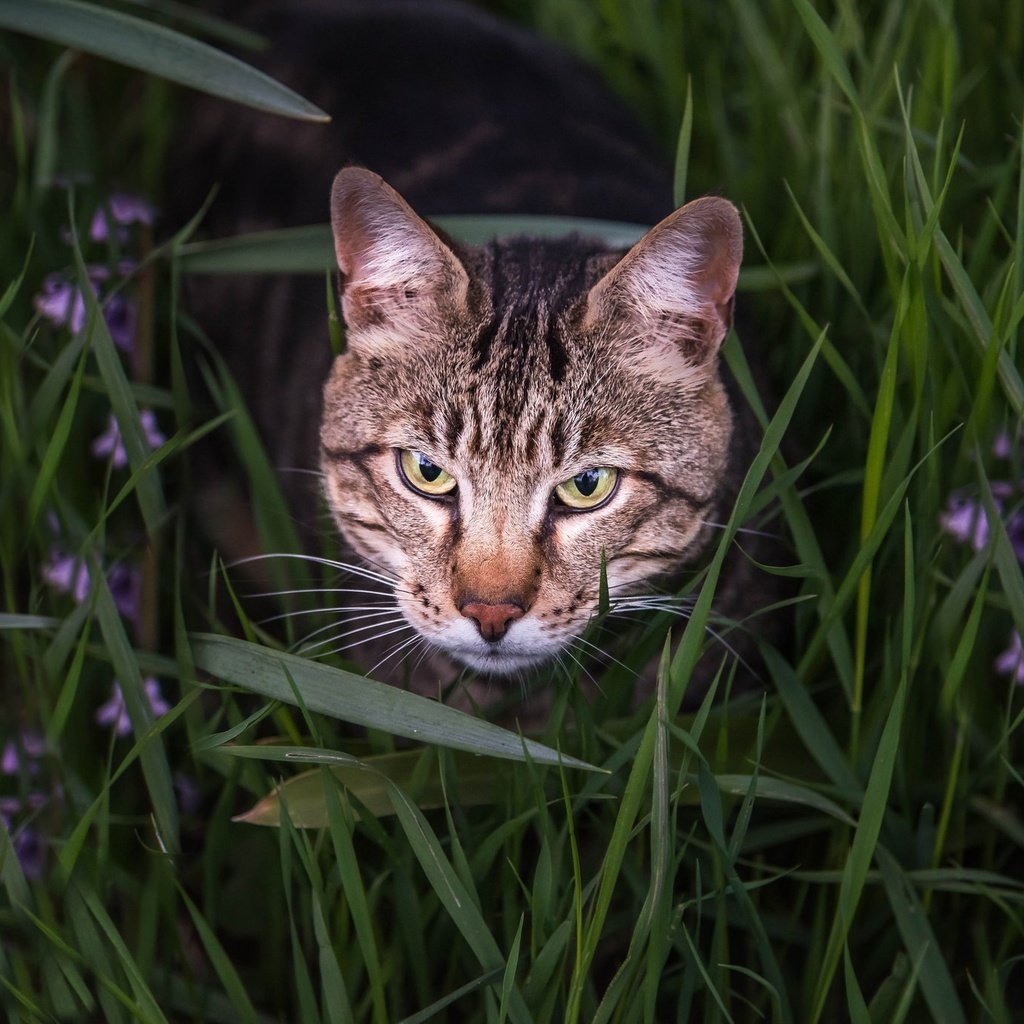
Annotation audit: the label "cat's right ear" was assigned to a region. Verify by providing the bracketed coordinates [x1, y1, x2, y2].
[330, 168, 469, 349]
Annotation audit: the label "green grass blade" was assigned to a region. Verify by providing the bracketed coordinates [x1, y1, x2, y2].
[714, 774, 855, 827]
[71, 212, 165, 535]
[26, 343, 88, 531]
[0, 236, 34, 320]
[322, 769, 388, 1024]
[876, 848, 967, 1023]
[93, 565, 180, 855]
[672, 77, 693, 206]
[0, 0, 328, 121]
[176, 887, 261, 1024]
[178, 217, 650, 274]
[396, 969, 504, 1024]
[497, 913, 525, 1024]
[191, 632, 599, 770]
[763, 646, 861, 794]
[809, 654, 909, 1020]
[384, 779, 531, 1024]
[791, 0, 860, 106]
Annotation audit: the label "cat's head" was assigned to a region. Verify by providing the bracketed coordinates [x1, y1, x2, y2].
[320, 167, 742, 675]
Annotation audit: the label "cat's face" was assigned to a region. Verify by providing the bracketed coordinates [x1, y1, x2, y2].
[320, 168, 741, 676]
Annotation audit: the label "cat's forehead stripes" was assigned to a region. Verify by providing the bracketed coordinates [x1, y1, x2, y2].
[448, 236, 611, 459]
[470, 237, 603, 373]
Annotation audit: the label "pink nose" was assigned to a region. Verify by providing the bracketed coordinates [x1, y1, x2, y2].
[460, 601, 524, 642]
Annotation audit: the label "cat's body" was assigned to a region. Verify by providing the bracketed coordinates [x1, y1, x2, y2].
[174, 0, 782, 706]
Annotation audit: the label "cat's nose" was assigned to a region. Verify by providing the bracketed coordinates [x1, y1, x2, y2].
[460, 601, 525, 642]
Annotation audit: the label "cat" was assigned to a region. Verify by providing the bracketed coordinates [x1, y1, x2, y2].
[174, 0, 782, 704]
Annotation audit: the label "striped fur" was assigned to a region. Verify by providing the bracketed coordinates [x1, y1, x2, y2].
[321, 169, 742, 676]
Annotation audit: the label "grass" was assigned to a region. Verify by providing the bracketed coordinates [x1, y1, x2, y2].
[2, 0, 1024, 1020]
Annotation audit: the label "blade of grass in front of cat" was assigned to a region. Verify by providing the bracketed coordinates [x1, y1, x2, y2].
[669, 323, 825, 705]
[191, 632, 599, 771]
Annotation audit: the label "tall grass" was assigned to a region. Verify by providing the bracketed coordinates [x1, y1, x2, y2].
[2, 0, 1023, 1020]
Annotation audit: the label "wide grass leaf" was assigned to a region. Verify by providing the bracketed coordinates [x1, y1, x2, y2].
[0, 0, 328, 122]
[234, 749, 502, 827]
[191, 632, 598, 770]
[177, 217, 648, 274]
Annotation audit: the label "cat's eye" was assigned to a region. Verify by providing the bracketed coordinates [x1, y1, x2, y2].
[554, 467, 618, 510]
[398, 449, 457, 497]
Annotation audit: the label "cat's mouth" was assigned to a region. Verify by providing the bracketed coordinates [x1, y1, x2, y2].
[447, 643, 551, 676]
[429, 609, 573, 677]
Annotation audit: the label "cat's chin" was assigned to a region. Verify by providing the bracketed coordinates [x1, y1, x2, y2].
[446, 646, 552, 677]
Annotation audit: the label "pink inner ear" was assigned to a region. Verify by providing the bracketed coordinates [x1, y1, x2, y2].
[689, 203, 743, 326]
[584, 195, 742, 364]
[330, 167, 468, 311]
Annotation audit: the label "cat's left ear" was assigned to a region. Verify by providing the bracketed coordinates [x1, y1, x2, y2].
[584, 196, 742, 366]
[330, 168, 469, 347]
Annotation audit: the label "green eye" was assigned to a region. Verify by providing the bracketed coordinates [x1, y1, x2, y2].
[398, 449, 457, 496]
[554, 468, 618, 510]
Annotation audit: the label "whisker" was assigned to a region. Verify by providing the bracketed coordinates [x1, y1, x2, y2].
[249, 586, 394, 601]
[559, 641, 599, 687]
[570, 635, 640, 681]
[609, 603, 694, 619]
[609, 593, 696, 608]
[700, 621, 761, 681]
[601, 612, 651, 627]
[230, 552, 402, 589]
[699, 519, 780, 540]
[408, 639, 437, 678]
[313, 622, 416, 662]
[299, 617, 410, 656]
[386, 636, 428, 680]
[292, 608, 405, 648]
[260, 602, 398, 626]
[365, 632, 422, 679]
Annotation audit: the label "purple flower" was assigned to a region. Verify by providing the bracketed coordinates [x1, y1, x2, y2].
[940, 494, 990, 550]
[1, 791, 50, 880]
[1, 732, 45, 776]
[103, 292, 137, 352]
[12, 826, 46, 880]
[42, 551, 91, 603]
[1008, 512, 1024, 564]
[90, 409, 165, 468]
[34, 273, 87, 334]
[993, 428, 1023, 461]
[0, 809, 46, 881]
[43, 554, 142, 623]
[96, 677, 170, 736]
[33, 269, 136, 352]
[995, 631, 1024, 685]
[89, 193, 155, 242]
[107, 562, 142, 624]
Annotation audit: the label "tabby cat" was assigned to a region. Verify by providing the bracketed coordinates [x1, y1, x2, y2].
[176, 0, 779, 700]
